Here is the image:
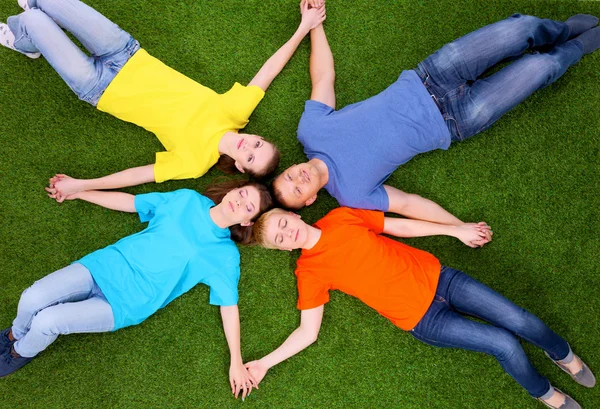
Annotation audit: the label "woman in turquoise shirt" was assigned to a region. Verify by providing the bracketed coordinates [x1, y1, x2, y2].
[0, 180, 271, 399]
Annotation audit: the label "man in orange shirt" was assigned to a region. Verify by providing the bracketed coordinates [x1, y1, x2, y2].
[249, 208, 595, 409]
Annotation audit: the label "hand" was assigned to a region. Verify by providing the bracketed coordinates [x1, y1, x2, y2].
[47, 174, 84, 203]
[299, 0, 326, 32]
[245, 360, 269, 385]
[454, 222, 493, 248]
[229, 362, 257, 400]
[307, 0, 325, 8]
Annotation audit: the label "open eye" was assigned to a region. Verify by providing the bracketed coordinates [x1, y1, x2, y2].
[255, 141, 262, 148]
[247, 154, 254, 163]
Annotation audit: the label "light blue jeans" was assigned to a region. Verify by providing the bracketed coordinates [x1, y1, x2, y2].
[415, 14, 584, 141]
[8, 0, 140, 106]
[11, 263, 114, 358]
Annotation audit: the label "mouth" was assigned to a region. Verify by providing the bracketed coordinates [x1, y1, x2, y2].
[302, 169, 310, 183]
[237, 138, 244, 150]
[228, 201, 235, 213]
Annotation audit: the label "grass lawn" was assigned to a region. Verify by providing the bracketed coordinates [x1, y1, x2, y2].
[1, 0, 599, 408]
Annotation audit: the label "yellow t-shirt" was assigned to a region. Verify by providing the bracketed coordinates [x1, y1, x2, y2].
[97, 49, 265, 183]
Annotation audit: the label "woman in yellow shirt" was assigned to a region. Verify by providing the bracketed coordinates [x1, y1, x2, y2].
[0, 0, 326, 201]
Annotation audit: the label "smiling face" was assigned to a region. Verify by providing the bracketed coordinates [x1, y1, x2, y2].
[261, 209, 310, 250]
[218, 185, 263, 226]
[272, 162, 322, 209]
[231, 134, 277, 177]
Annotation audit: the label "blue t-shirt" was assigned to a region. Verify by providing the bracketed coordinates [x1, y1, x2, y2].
[297, 70, 451, 211]
[77, 189, 240, 330]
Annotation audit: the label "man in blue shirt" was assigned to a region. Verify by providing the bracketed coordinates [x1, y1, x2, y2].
[273, 12, 600, 232]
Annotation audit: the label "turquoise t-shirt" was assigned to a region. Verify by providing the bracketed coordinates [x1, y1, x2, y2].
[77, 189, 240, 330]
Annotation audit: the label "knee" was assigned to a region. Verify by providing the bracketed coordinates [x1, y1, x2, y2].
[28, 308, 60, 337]
[17, 285, 48, 317]
[493, 329, 522, 362]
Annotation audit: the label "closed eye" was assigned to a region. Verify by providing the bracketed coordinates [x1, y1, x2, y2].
[275, 234, 283, 244]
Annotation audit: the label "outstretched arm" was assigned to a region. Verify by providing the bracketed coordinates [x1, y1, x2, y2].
[45, 189, 137, 212]
[245, 305, 324, 385]
[220, 305, 257, 400]
[384, 185, 463, 225]
[49, 165, 155, 203]
[248, 0, 326, 92]
[309, 23, 335, 108]
[383, 218, 492, 248]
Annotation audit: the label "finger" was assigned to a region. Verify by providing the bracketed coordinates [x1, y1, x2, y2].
[57, 195, 66, 204]
[242, 383, 248, 400]
[248, 373, 258, 387]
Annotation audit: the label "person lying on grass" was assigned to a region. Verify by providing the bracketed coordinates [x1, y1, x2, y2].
[0, 179, 271, 400]
[0, 0, 326, 200]
[272, 6, 600, 227]
[248, 208, 596, 409]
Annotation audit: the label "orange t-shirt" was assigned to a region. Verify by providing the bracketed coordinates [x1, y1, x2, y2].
[295, 207, 441, 331]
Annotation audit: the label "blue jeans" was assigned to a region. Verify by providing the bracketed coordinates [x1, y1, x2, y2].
[410, 266, 570, 398]
[11, 263, 114, 358]
[415, 14, 584, 141]
[8, 0, 140, 106]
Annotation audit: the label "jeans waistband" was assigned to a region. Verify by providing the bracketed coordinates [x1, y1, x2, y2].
[414, 64, 445, 115]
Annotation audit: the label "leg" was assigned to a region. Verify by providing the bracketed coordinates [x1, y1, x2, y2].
[13, 295, 114, 358]
[6, 10, 103, 103]
[11, 263, 97, 342]
[412, 291, 552, 398]
[439, 267, 571, 364]
[26, 0, 133, 57]
[448, 40, 583, 140]
[419, 14, 570, 96]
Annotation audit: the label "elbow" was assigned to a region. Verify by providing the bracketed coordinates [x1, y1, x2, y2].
[306, 330, 320, 345]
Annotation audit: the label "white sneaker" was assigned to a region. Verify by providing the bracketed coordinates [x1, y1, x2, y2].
[18, 0, 30, 11]
[0, 23, 40, 58]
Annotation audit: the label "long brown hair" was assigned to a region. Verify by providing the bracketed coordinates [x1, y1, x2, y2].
[203, 178, 273, 245]
[215, 144, 281, 179]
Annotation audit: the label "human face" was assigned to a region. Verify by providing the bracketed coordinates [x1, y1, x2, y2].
[273, 163, 321, 209]
[219, 185, 262, 226]
[263, 211, 309, 250]
[232, 134, 276, 176]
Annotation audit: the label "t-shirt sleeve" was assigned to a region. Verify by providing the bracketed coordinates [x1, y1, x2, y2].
[134, 191, 177, 223]
[296, 270, 330, 310]
[326, 207, 385, 234]
[356, 186, 390, 213]
[154, 150, 209, 183]
[297, 100, 335, 147]
[220, 82, 265, 128]
[207, 264, 240, 307]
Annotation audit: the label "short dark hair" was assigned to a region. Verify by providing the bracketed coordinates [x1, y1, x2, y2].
[272, 176, 304, 211]
[203, 178, 274, 245]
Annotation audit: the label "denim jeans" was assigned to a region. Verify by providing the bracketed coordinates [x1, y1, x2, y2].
[410, 266, 570, 398]
[11, 263, 114, 358]
[7, 0, 140, 106]
[415, 14, 584, 141]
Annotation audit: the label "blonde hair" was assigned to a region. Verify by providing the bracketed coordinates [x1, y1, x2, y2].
[252, 208, 287, 248]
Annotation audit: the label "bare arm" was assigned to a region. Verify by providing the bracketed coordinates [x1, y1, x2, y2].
[50, 165, 155, 202]
[309, 24, 336, 108]
[248, 1, 326, 92]
[51, 190, 137, 212]
[245, 306, 324, 385]
[383, 217, 492, 248]
[220, 305, 256, 400]
[384, 184, 463, 225]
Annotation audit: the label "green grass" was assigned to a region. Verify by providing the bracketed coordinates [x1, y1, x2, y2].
[1, 0, 599, 408]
